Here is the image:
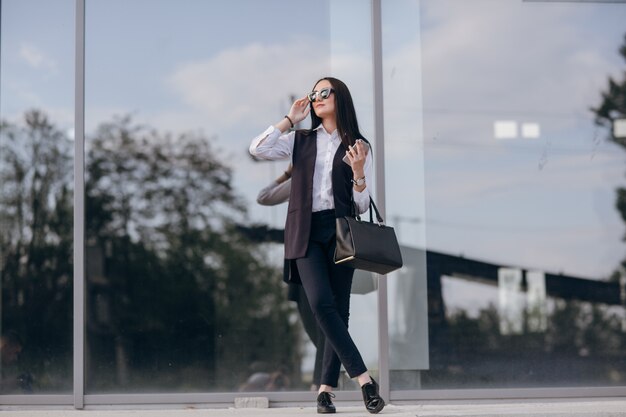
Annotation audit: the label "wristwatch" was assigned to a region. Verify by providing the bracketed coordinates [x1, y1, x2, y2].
[352, 176, 366, 186]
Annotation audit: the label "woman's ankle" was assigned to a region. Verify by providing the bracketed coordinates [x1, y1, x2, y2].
[356, 372, 372, 387]
[318, 384, 333, 394]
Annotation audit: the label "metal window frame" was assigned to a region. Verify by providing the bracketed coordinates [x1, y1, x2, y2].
[371, 0, 390, 404]
[74, 0, 86, 409]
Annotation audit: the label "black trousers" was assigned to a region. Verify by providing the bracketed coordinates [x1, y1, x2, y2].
[289, 284, 325, 387]
[295, 209, 368, 387]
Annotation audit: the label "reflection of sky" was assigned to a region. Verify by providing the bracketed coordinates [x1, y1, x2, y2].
[392, 0, 626, 279]
[1, 0, 380, 370]
[428, 2, 625, 279]
[1, 0, 75, 127]
[2, 1, 626, 304]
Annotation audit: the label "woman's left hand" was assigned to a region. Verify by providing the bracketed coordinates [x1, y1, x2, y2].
[345, 139, 368, 176]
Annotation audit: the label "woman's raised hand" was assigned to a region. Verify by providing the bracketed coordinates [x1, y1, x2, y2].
[345, 139, 368, 174]
[287, 97, 311, 124]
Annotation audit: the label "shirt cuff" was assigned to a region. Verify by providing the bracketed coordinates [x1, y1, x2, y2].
[249, 125, 279, 156]
[353, 187, 370, 214]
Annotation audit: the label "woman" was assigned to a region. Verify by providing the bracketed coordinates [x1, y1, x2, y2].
[249, 77, 384, 414]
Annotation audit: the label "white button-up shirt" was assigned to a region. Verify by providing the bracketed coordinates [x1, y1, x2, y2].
[249, 125, 372, 214]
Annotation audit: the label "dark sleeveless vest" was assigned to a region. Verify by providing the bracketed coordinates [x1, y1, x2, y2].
[284, 129, 354, 282]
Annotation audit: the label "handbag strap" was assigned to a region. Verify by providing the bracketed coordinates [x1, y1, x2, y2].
[368, 197, 384, 225]
[349, 191, 385, 225]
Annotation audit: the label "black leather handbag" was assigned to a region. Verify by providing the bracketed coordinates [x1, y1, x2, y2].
[334, 196, 403, 275]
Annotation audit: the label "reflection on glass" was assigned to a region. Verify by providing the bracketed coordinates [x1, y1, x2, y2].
[84, 0, 375, 393]
[0, 112, 74, 394]
[1, 0, 74, 394]
[385, 0, 626, 389]
[84, 116, 301, 392]
[381, 0, 429, 390]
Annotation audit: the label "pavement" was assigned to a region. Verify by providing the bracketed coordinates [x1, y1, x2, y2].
[2, 399, 626, 417]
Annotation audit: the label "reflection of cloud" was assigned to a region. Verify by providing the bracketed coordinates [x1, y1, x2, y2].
[420, 1, 621, 133]
[19, 43, 57, 72]
[153, 38, 375, 166]
[379, 1, 626, 158]
[168, 39, 329, 131]
[407, 2, 626, 277]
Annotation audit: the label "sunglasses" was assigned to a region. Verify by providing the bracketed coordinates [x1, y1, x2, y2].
[307, 87, 334, 103]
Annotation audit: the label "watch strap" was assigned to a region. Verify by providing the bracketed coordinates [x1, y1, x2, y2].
[351, 176, 366, 186]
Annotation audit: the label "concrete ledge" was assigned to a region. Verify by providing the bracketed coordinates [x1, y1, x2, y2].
[1, 399, 626, 416]
[407, 400, 626, 417]
[234, 397, 269, 408]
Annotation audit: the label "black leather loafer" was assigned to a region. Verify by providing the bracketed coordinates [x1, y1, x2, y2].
[317, 391, 336, 414]
[361, 378, 385, 414]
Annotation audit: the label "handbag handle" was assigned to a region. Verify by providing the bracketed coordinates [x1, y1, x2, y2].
[350, 191, 385, 226]
[367, 197, 384, 225]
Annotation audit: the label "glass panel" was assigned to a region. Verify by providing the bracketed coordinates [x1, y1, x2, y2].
[0, 0, 74, 394]
[386, 0, 626, 390]
[328, 0, 380, 391]
[84, 0, 376, 393]
[381, 0, 429, 390]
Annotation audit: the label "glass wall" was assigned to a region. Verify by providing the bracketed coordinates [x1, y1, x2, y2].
[2, 0, 626, 406]
[384, 0, 626, 390]
[0, 0, 74, 394]
[83, 0, 377, 394]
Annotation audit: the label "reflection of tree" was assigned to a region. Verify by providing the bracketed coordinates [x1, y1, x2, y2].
[85, 115, 300, 391]
[427, 301, 626, 387]
[1, 110, 300, 392]
[592, 33, 626, 281]
[593, 34, 626, 146]
[0, 111, 73, 392]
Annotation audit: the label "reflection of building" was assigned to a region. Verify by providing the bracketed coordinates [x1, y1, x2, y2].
[497, 268, 524, 335]
[425, 250, 622, 310]
[526, 271, 548, 332]
[414, 248, 626, 390]
[389, 246, 623, 389]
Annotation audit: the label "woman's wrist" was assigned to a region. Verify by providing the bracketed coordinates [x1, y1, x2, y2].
[276, 170, 291, 184]
[352, 171, 365, 180]
[353, 183, 366, 192]
[275, 117, 292, 133]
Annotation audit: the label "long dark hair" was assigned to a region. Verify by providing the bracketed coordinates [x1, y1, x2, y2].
[310, 77, 365, 148]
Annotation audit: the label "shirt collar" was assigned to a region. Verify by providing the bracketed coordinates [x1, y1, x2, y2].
[314, 124, 339, 139]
